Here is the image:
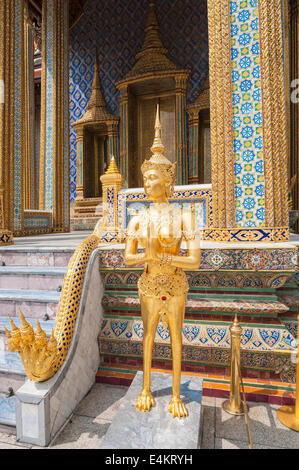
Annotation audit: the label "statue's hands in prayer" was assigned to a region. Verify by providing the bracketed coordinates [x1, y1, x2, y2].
[143, 221, 160, 264]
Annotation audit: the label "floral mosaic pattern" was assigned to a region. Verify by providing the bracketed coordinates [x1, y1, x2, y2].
[102, 293, 289, 315]
[100, 318, 297, 352]
[98, 247, 298, 272]
[14, 0, 23, 231]
[45, 0, 55, 211]
[102, 270, 292, 290]
[230, 0, 265, 228]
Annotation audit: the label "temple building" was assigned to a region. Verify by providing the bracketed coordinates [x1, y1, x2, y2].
[0, 0, 299, 448]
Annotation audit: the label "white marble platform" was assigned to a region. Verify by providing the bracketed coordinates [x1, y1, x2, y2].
[99, 371, 203, 449]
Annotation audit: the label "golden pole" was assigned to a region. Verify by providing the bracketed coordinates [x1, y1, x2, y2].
[222, 315, 245, 415]
[277, 314, 299, 431]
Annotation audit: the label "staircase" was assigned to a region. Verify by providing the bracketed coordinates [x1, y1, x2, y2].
[0, 243, 75, 433]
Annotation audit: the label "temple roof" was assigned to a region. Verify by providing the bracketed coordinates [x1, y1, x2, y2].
[117, 1, 189, 88]
[74, 57, 118, 127]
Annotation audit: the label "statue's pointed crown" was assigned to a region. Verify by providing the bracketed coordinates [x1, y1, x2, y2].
[141, 105, 176, 184]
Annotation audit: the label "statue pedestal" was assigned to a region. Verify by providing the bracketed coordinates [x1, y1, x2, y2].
[99, 371, 203, 449]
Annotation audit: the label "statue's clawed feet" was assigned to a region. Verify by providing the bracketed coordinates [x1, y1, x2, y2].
[168, 396, 188, 418]
[136, 390, 155, 412]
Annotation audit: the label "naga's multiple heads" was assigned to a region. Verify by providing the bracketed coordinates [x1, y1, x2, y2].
[4, 309, 58, 382]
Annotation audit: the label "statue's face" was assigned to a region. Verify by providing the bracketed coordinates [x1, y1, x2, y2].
[143, 169, 166, 200]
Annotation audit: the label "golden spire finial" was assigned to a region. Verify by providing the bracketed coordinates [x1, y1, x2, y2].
[141, 105, 176, 190]
[151, 104, 165, 156]
[105, 156, 121, 175]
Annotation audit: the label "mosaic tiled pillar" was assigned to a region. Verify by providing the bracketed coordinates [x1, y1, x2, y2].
[289, 1, 299, 231]
[0, 0, 28, 243]
[23, 2, 36, 210]
[206, 0, 289, 242]
[187, 111, 199, 184]
[74, 126, 84, 200]
[175, 76, 188, 186]
[39, 0, 70, 232]
[107, 122, 119, 165]
[119, 87, 128, 188]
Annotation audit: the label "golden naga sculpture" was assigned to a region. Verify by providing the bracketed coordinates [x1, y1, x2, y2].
[124, 106, 201, 418]
[5, 312, 58, 382]
[5, 229, 101, 382]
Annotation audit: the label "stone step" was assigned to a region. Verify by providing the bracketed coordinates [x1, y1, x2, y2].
[0, 316, 55, 351]
[0, 351, 26, 395]
[0, 266, 66, 291]
[0, 246, 74, 267]
[0, 289, 60, 318]
[0, 393, 16, 427]
[0, 351, 25, 376]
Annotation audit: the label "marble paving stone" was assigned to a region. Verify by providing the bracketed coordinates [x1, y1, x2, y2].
[49, 415, 110, 449]
[74, 383, 128, 420]
[99, 372, 203, 450]
[200, 397, 216, 449]
[0, 441, 29, 449]
[215, 398, 299, 449]
[214, 438, 284, 450]
[0, 431, 29, 447]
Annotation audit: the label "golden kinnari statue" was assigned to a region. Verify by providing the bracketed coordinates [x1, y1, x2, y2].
[124, 106, 201, 418]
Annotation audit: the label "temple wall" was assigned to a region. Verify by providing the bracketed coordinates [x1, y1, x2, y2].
[69, 0, 209, 201]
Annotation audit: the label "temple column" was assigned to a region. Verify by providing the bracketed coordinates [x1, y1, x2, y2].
[175, 76, 188, 186]
[289, 0, 299, 231]
[39, 0, 70, 232]
[107, 122, 119, 165]
[75, 126, 84, 200]
[187, 111, 199, 184]
[0, 0, 28, 243]
[207, 0, 289, 241]
[23, 1, 36, 210]
[119, 86, 129, 188]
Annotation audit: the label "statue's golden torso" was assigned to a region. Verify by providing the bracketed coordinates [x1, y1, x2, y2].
[129, 205, 189, 298]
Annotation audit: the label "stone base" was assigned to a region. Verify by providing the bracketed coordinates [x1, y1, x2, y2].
[99, 371, 203, 449]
